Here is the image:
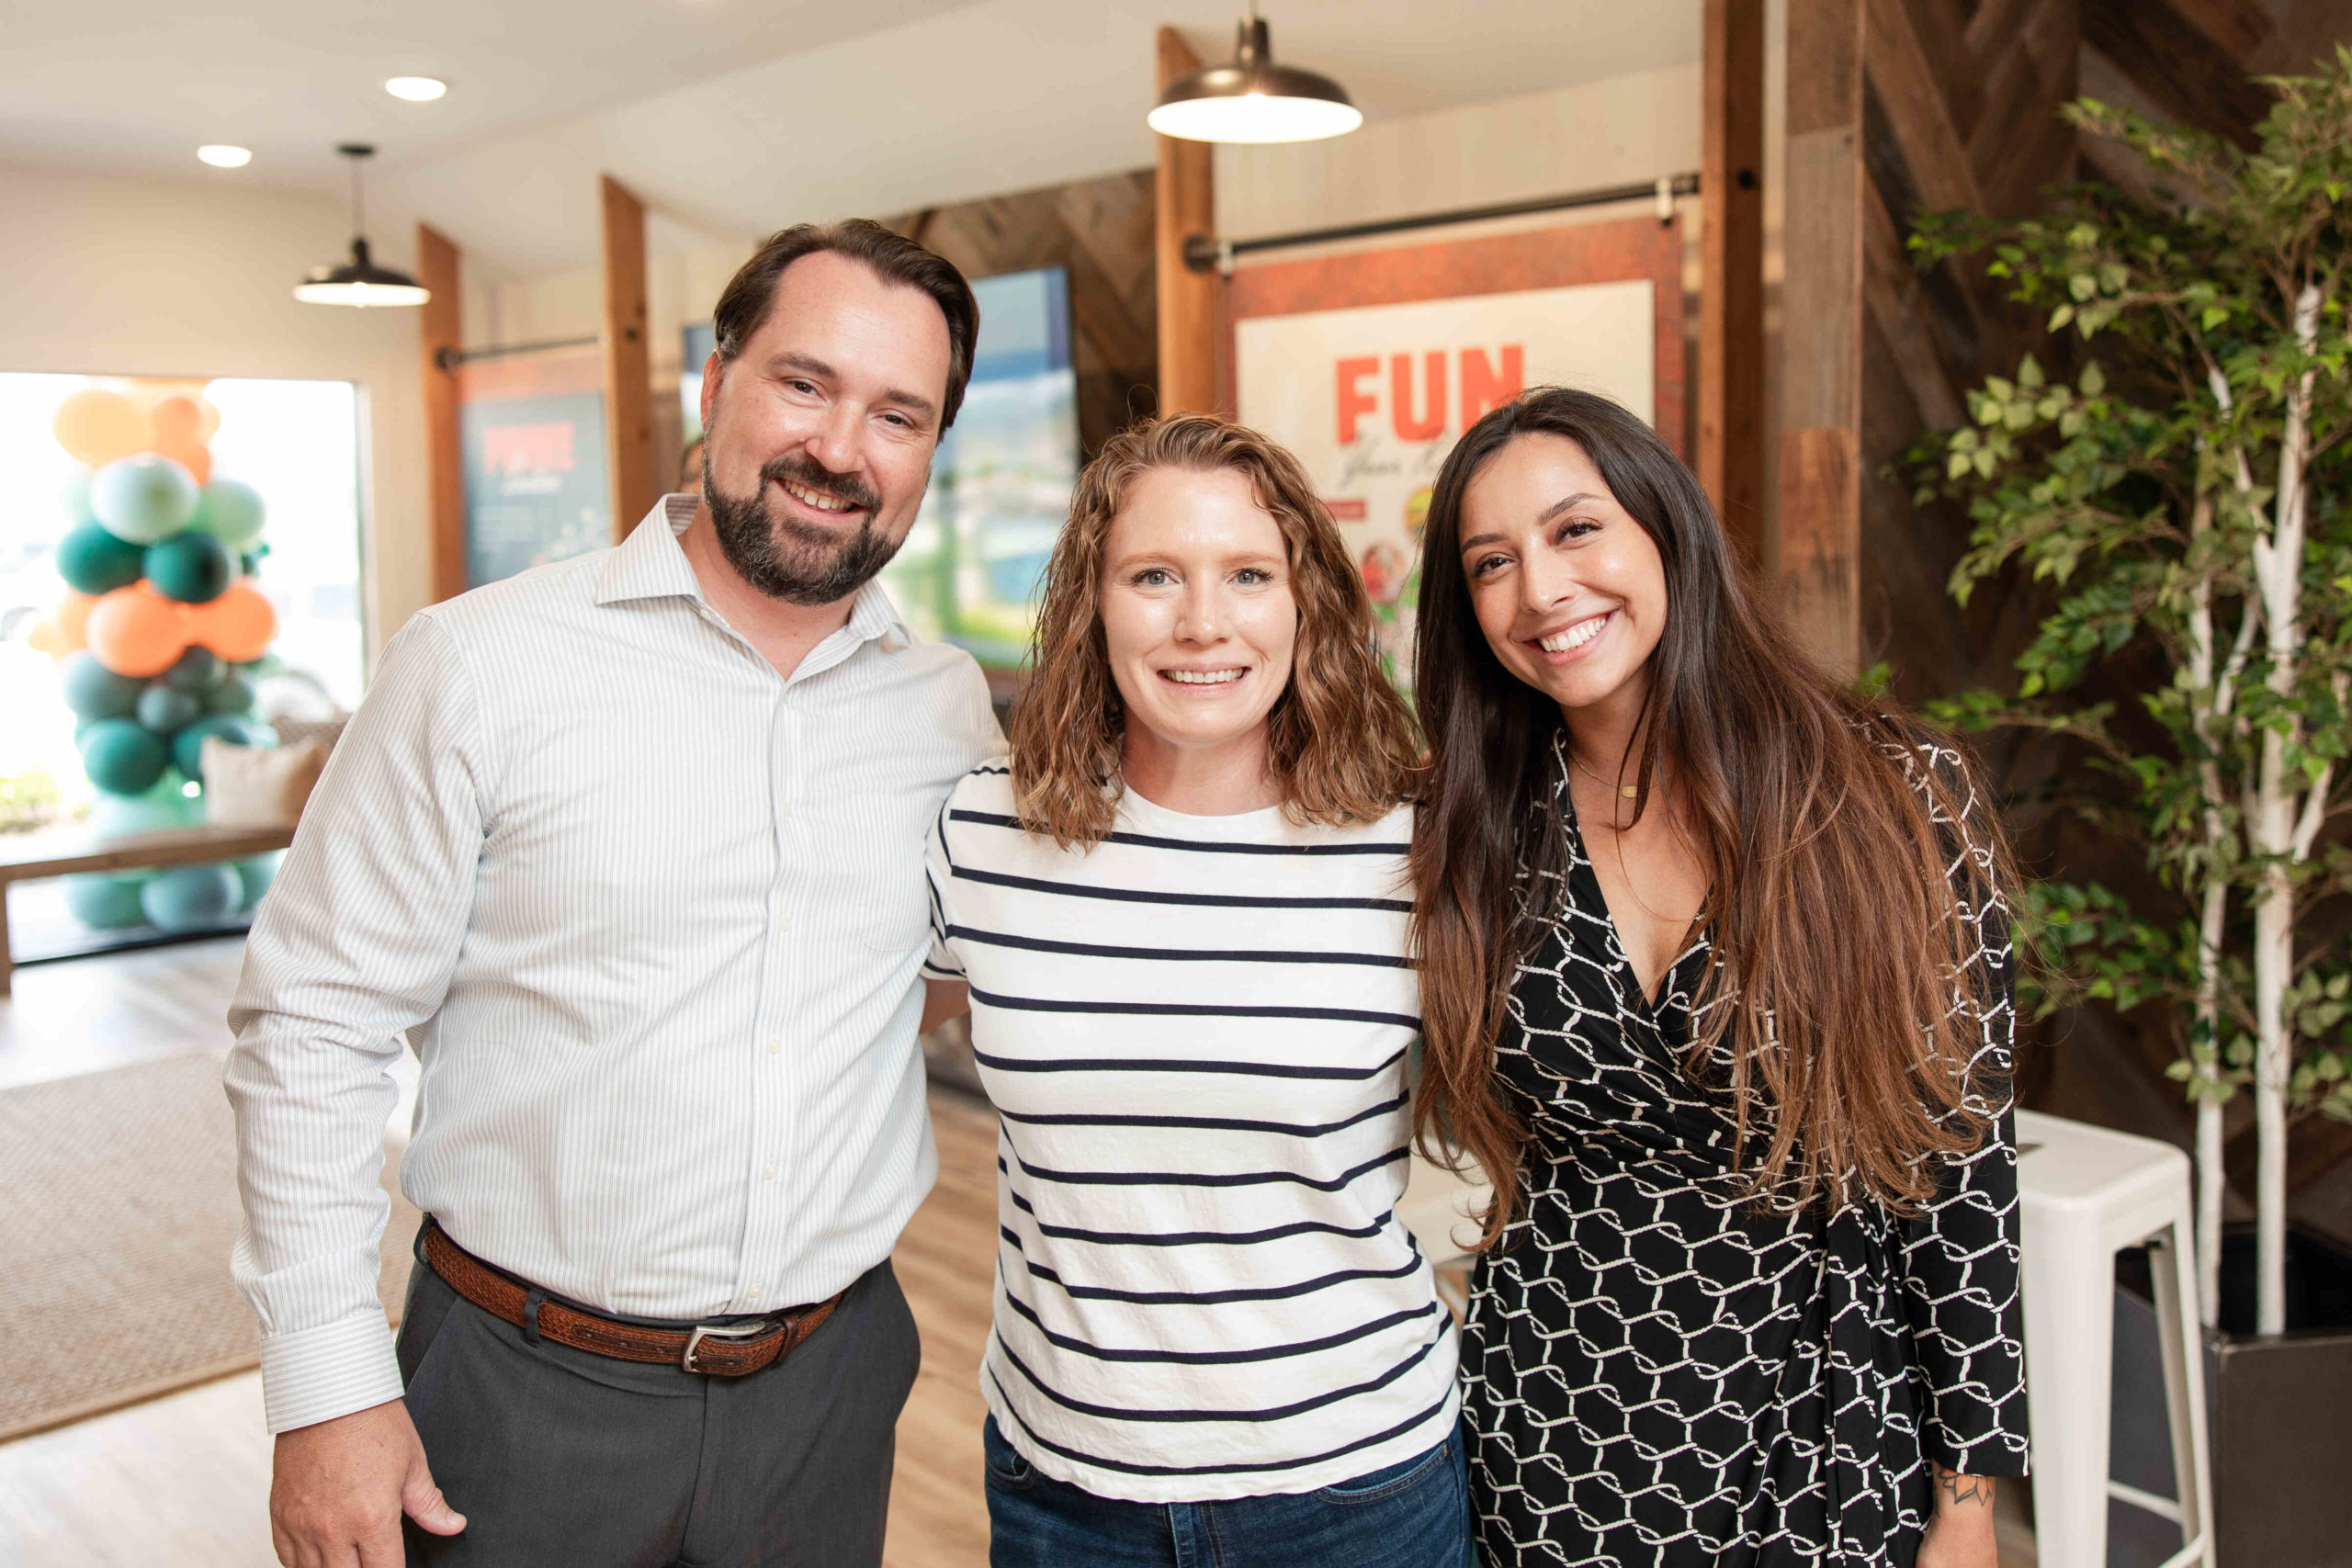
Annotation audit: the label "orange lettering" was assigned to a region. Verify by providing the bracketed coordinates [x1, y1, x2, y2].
[1461, 345, 1524, 424]
[1391, 352, 1446, 442]
[1335, 357, 1380, 446]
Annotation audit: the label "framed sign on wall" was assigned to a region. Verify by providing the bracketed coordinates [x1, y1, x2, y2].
[457, 346, 611, 590]
[1227, 217, 1684, 691]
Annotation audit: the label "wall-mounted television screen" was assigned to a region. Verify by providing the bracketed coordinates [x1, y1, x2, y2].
[877, 265, 1078, 671]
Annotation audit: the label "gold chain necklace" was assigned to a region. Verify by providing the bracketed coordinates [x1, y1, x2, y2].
[1565, 746, 1702, 931]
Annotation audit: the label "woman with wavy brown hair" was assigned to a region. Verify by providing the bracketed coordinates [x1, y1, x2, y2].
[922, 414, 1474, 1566]
[1409, 388, 2026, 1568]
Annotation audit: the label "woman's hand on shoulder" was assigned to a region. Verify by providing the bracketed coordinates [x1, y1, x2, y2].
[1917, 1466, 1999, 1568]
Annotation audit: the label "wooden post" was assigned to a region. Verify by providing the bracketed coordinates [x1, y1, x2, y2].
[1777, 0, 1864, 676]
[600, 174, 655, 542]
[1155, 27, 1218, 417]
[416, 222, 466, 603]
[1701, 0, 1768, 568]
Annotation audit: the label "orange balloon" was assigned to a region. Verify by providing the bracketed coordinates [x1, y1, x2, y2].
[53, 592, 95, 653]
[85, 583, 191, 678]
[199, 581, 277, 662]
[53, 389, 147, 468]
[156, 440, 213, 485]
[149, 395, 205, 449]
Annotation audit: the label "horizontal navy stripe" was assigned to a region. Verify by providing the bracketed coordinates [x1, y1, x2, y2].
[944, 925, 1409, 969]
[998, 1093, 1405, 1140]
[1003, 1142, 1410, 1193]
[994, 1326, 1444, 1424]
[1006, 1186, 1397, 1247]
[968, 984, 1420, 1032]
[997, 1282, 1442, 1365]
[974, 1043, 1407, 1081]
[948, 863, 1411, 913]
[989, 1366, 1454, 1478]
[1006, 1233, 1424, 1306]
[951, 808, 1408, 859]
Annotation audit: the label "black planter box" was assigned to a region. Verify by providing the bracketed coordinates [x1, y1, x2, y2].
[2113, 1224, 2352, 1568]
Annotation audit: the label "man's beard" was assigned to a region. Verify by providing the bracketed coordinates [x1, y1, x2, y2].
[702, 449, 902, 607]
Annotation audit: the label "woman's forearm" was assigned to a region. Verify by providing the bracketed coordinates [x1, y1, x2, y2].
[1917, 1466, 1998, 1568]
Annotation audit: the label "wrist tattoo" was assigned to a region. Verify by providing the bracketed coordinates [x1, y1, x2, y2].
[1934, 1465, 1995, 1509]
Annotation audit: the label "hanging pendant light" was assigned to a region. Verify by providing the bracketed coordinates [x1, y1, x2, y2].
[1148, 3, 1362, 145]
[295, 144, 429, 309]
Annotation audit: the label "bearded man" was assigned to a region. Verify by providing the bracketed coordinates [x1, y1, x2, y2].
[227, 220, 996, 1568]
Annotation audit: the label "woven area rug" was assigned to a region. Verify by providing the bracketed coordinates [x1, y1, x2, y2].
[0, 1054, 418, 1440]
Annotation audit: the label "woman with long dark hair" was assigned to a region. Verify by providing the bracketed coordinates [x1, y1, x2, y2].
[1408, 389, 2026, 1567]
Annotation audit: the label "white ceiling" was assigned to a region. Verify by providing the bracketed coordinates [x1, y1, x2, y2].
[2, 0, 1702, 276]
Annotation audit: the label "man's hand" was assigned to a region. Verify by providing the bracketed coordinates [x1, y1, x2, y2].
[270, 1398, 464, 1567]
[1917, 1465, 1997, 1568]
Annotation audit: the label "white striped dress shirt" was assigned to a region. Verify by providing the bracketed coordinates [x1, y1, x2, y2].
[225, 494, 999, 1434]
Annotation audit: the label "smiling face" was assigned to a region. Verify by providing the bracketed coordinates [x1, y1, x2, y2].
[697, 250, 951, 605]
[1457, 432, 1668, 725]
[1100, 465, 1299, 776]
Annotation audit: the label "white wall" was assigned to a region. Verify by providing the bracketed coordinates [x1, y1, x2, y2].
[0, 163, 430, 661]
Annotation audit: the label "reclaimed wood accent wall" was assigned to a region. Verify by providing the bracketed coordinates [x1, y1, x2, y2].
[599, 175, 657, 543]
[887, 171, 1159, 459]
[1781, 0, 2290, 693]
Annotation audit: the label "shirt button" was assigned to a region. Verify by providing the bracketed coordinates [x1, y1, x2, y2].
[765, 1040, 781, 1055]
[777, 801, 793, 819]
[775, 915, 792, 933]
[763, 1164, 777, 1180]
[746, 1284, 763, 1301]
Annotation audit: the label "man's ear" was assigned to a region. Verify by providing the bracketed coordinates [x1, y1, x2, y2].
[698, 350, 725, 438]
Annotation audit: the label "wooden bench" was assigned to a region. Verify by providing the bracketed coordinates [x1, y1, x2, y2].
[0, 823, 296, 994]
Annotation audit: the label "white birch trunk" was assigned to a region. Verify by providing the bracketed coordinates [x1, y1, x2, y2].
[2248, 284, 2324, 1335]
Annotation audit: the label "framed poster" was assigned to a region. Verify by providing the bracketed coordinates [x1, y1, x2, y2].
[457, 347, 611, 588]
[1227, 217, 1683, 690]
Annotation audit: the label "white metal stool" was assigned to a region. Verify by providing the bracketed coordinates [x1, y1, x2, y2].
[2017, 1109, 2214, 1568]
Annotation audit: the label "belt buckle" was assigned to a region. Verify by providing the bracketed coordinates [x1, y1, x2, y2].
[681, 1319, 770, 1374]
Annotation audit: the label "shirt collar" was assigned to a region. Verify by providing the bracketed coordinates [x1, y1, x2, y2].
[594, 491, 911, 652]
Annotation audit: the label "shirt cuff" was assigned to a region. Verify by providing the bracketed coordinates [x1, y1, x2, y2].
[257, 1311, 406, 1434]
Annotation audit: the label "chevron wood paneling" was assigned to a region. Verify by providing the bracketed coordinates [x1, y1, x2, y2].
[887, 170, 1158, 458]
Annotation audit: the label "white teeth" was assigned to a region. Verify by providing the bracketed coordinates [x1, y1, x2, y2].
[1539, 615, 1610, 654]
[1165, 668, 1245, 684]
[784, 479, 850, 513]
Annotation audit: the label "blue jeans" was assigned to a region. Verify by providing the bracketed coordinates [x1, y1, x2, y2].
[982, 1416, 1476, 1568]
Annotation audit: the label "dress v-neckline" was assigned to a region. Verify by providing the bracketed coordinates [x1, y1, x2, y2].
[1559, 799, 1709, 1016]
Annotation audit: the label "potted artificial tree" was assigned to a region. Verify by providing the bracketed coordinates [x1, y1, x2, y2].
[1911, 49, 2352, 1564]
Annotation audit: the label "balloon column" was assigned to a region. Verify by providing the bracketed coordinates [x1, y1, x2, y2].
[32, 386, 284, 933]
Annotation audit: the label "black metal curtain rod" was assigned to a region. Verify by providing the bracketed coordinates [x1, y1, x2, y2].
[1182, 171, 1702, 273]
[433, 334, 602, 372]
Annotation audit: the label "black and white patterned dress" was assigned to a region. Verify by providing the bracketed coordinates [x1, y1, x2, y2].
[1459, 737, 2029, 1566]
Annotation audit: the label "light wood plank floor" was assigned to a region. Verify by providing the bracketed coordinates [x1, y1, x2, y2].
[0, 941, 997, 1567]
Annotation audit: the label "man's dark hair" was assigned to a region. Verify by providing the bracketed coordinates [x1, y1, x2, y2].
[710, 219, 979, 429]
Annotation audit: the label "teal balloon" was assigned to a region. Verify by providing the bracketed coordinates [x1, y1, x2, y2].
[60, 652, 144, 719]
[56, 519, 146, 595]
[80, 717, 171, 795]
[172, 712, 270, 784]
[162, 646, 224, 694]
[233, 851, 282, 910]
[136, 683, 201, 734]
[62, 874, 149, 931]
[89, 775, 198, 835]
[240, 551, 263, 578]
[140, 864, 241, 933]
[205, 671, 256, 715]
[89, 454, 199, 544]
[193, 479, 266, 549]
[144, 529, 234, 604]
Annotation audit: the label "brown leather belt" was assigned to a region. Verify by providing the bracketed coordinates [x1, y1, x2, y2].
[420, 1220, 844, 1377]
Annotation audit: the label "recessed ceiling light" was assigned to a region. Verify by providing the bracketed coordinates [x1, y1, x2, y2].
[198, 144, 253, 168]
[385, 76, 447, 101]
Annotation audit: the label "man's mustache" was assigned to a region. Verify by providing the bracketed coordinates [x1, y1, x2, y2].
[759, 454, 880, 514]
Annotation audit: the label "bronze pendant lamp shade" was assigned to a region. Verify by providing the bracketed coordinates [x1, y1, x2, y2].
[295, 144, 429, 308]
[1148, 5, 1362, 144]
